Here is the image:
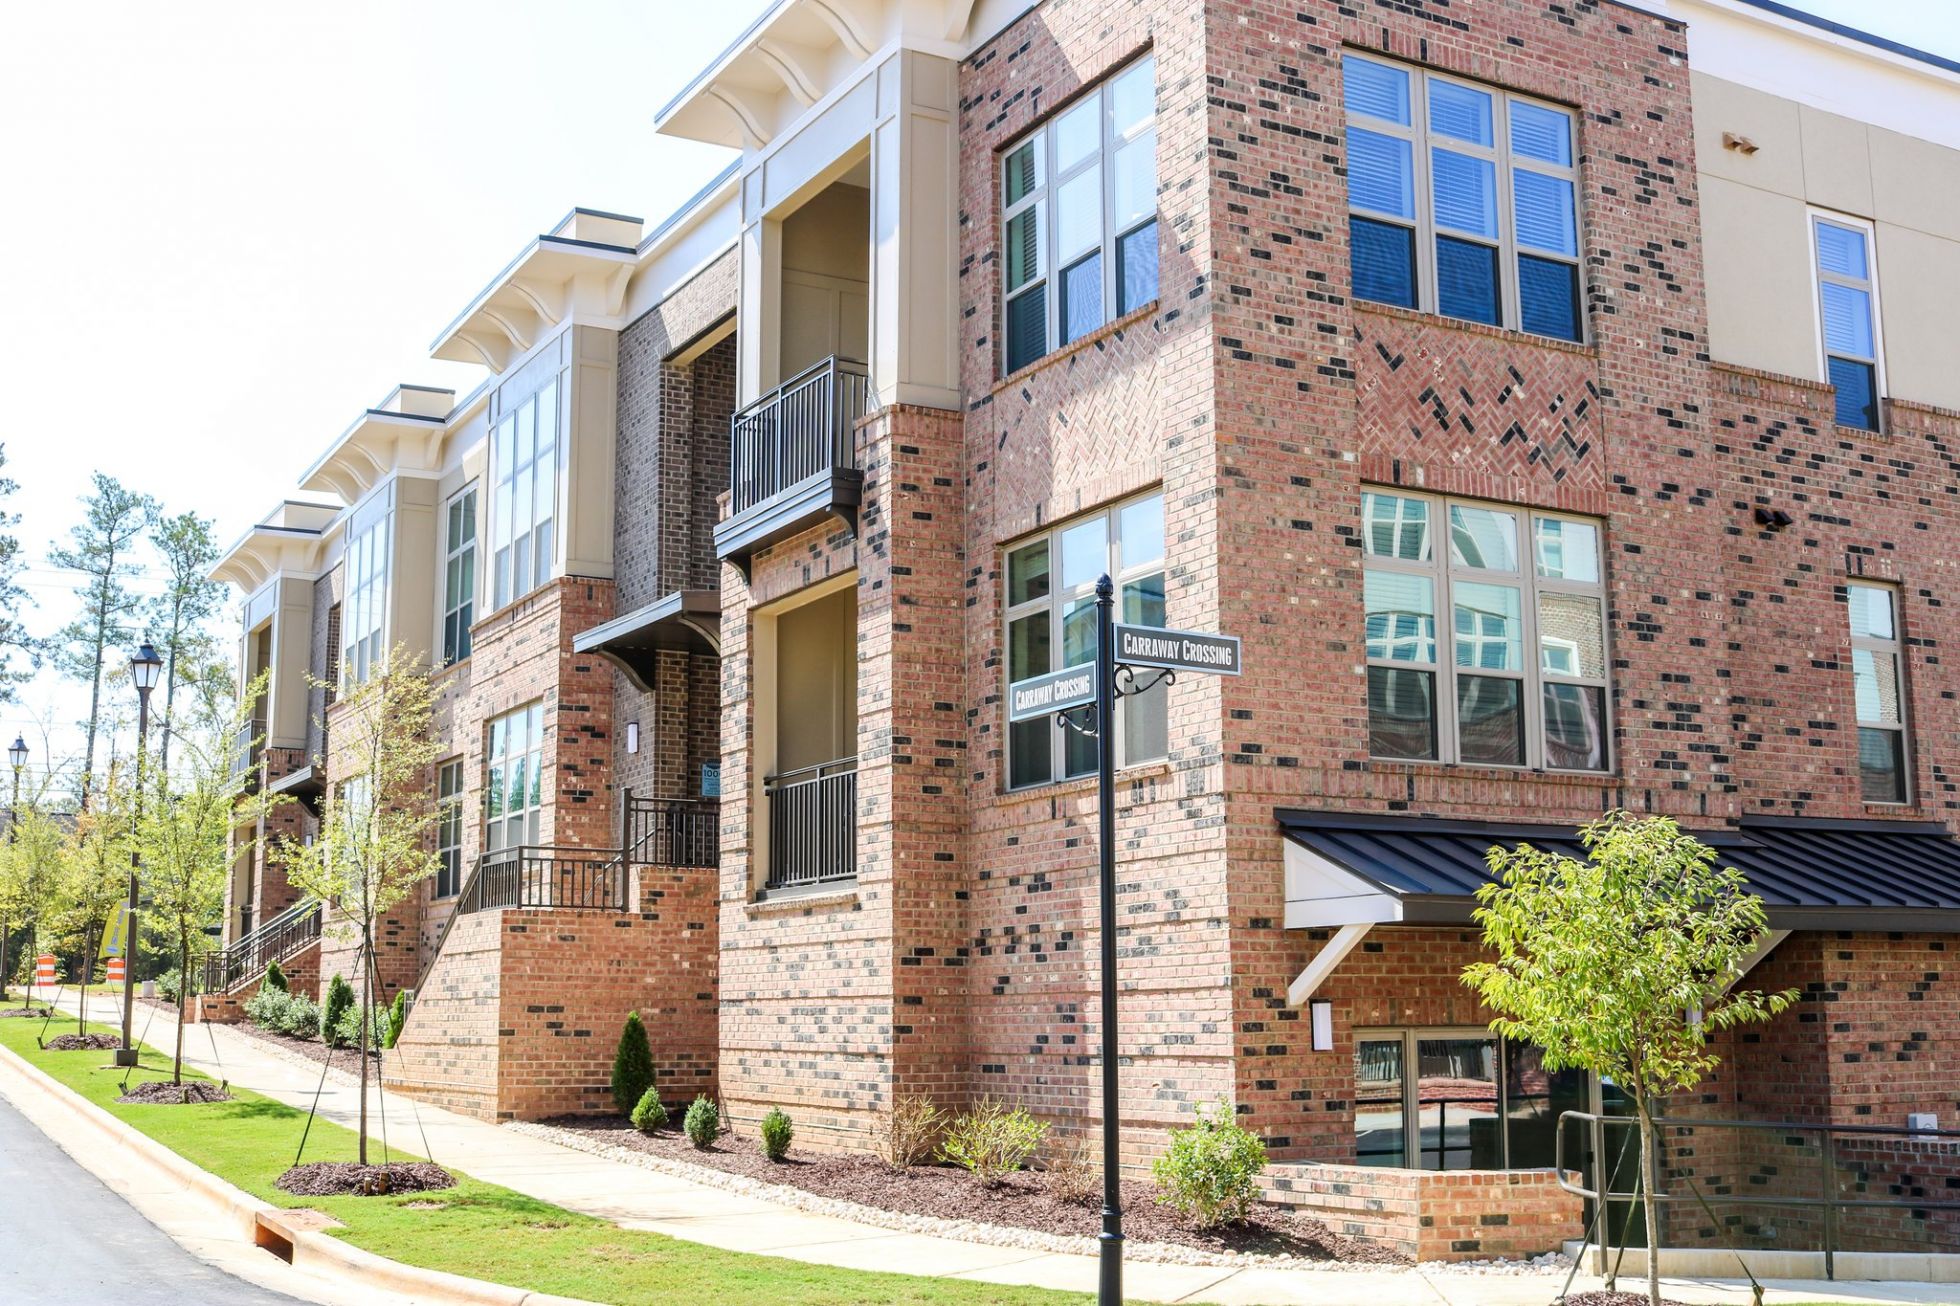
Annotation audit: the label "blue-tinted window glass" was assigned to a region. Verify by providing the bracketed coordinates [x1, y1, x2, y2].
[1829, 356, 1878, 430]
[1431, 149, 1497, 238]
[1820, 282, 1874, 357]
[1514, 171, 1577, 257]
[1343, 55, 1411, 124]
[1005, 286, 1047, 374]
[1118, 220, 1159, 314]
[1351, 217, 1417, 309]
[1519, 255, 1581, 341]
[1437, 236, 1499, 325]
[1060, 251, 1105, 345]
[1348, 127, 1415, 218]
[1510, 101, 1573, 166]
[1815, 221, 1867, 278]
[1428, 79, 1493, 146]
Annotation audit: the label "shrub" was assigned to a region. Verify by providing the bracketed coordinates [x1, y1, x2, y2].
[263, 960, 289, 993]
[322, 975, 354, 1048]
[630, 1088, 668, 1134]
[1151, 1098, 1267, 1230]
[882, 1093, 944, 1168]
[939, 1099, 1048, 1186]
[760, 1107, 793, 1162]
[156, 968, 184, 1005]
[330, 999, 369, 1050]
[683, 1095, 719, 1149]
[611, 1011, 655, 1116]
[1040, 1133, 1100, 1206]
[279, 995, 321, 1040]
[243, 985, 285, 1029]
[244, 987, 320, 1040]
[383, 990, 408, 1049]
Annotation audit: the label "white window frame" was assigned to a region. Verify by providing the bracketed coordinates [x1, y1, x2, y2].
[1807, 208, 1887, 433]
[1343, 52, 1584, 343]
[435, 757, 464, 898]
[1847, 580, 1910, 806]
[484, 702, 545, 856]
[442, 483, 477, 667]
[1362, 489, 1611, 772]
[340, 496, 392, 690]
[1003, 490, 1168, 790]
[490, 377, 563, 612]
[1001, 53, 1158, 374]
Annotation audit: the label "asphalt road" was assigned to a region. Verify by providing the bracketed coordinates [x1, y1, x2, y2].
[0, 1090, 301, 1305]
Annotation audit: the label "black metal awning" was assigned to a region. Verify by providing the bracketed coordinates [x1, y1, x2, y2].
[1276, 809, 1960, 933]
[572, 590, 720, 691]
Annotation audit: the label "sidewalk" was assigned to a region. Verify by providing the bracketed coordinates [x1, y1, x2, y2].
[29, 985, 1959, 1306]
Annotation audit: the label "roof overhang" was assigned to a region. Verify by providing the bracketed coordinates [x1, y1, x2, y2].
[430, 209, 645, 372]
[655, 0, 988, 149]
[211, 501, 342, 593]
[572, 590, 721, 691]
[297, 385, 455, 501]
[1278, 809, 1960, 935]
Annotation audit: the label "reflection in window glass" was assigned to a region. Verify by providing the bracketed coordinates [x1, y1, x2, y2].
[1415, 1037, 1501, 1170]
[1449, 504, 1518, 571]
[1364, 492, 1431, 561]
[1534, 517, 1599, 583]
[1452, 582, 1522, 671]
[1847, 581, 1907, 802]
[1355, 1038, 1408, 1167]
[1365, 572, 1437, 664]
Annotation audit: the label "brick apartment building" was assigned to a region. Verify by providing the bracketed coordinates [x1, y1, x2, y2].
[205, 0, 1960, 1260]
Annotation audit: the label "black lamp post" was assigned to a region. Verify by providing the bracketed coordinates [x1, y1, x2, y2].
[5, 734, 23, 1003]
[118, 641, 163, 1068]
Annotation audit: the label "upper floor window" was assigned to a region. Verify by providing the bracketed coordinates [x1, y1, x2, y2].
[1343, 53, 1582, 343]
[1848, 582, 1908, 804]
[485, 702, 544, 856]
[1004, 491, 1167, 789]
[491, 379, 560, 611]
[1812, 214, 1883, 432]
[442, 485, 477, 666]
[341, 508, 390, 689]
[1363, 490, 1608, 771]
[1002, 55, 1158, 374]
[435, 758, 464, 898]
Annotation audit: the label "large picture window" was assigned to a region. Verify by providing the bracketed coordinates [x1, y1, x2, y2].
[1354, 1029, 1588, 1171]
[442, 485, 477, 666]
[1001, 54, 1158, 374]
[1343, 52, 1582, 342]
[341, 503, 391, 689]
[490, 379, 560, 611]
[1812, 212, 1884, 432]
[1004, 492, 1167, 789]
[1848, 581, 1908, 804]
[485, 703, 544, 856]
[435, 758, 464, 898]
[1363, 490, 1608, 770]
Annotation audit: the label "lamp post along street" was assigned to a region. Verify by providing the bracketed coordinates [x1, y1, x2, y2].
[120, 642, 163, 1068]
[6, 735, 24, 1003]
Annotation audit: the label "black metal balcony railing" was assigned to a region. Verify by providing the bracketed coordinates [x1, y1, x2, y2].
[199, 897, 321, 996]
[231, 715, 266, 783]
[729, 356, 870, 517]
[460, 846, 631, 915]
[622, 790, 719, 868]
[765, 755, 858, 892]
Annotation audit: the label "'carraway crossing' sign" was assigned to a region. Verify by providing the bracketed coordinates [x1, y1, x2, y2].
[1112, 624, 1242, 675]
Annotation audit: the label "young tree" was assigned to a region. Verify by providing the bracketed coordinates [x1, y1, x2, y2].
[49, 473, 156, 805]
[146, 510, 226, 782]
[0, 443, 33, 703]
[55, 761, 134, 1029]
[1462, 811, 1798, 1306]
[141, 671, 283, 1085]
[0, 806, 63, 1003]
[279, 645, 441, 1163]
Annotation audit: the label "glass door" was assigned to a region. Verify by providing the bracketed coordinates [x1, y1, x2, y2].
[1414, 1035, 1501, 1169]
[1355, 1037, 1408, 1167]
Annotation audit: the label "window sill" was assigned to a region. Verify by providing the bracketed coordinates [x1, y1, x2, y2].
[991, 301, 1160, 396]
[1366, 757, 1616, 785]
[747, 881, 860, 913]
[1000, 758, 1174, 801]
[1352, 301, 1595, 357]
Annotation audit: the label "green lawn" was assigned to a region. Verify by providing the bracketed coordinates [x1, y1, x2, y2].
[0, 1018, 1091, 1305]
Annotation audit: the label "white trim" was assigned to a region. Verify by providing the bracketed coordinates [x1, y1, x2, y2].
[1805, 207, 1887, 432]
[1847, 578, 1911, 805]
[1282, 839, 1406, 930]
[1287, 923, 1374, 1006]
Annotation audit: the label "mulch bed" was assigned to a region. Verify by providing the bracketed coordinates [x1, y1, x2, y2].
[116, 1080, 234, 1105]
[229, 1021, 379, 1076]
[276, 1161, 456, 1198]
[1564, 1295, 1690, 1306]
[544, 1116, 1404, 1264]
[43, 1033, 122, 1051]
[0, 1007, 53, 1019]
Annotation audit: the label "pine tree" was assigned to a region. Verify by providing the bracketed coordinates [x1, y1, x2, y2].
[49, 474, 155, 806]
[0, 444, 32, 703]
[611, 1010, 655, 1115]
[145, 511, 224, 782]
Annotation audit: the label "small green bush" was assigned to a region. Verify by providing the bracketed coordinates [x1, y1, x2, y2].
[263, 960, 289, 992]
[330, 999, 370, 1050]
[280, 995, 321, 1039]
[683, 1095, 719, 1149]
[244, 987, 320, 1040]
[1151, 1098, 1267, 1230]
[611, 1011, 655, 1116]
[760, 1107, 793, 1162]
[630, 1088, 668, 1134]
[322, 975, 355, 1048]
[383, 990, 408, 1049]
[939, 1099, 1048, 1186]
[156, 968, 184, 1005]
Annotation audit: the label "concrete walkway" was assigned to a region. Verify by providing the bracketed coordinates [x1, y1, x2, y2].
[28, 986, 1959, 1306]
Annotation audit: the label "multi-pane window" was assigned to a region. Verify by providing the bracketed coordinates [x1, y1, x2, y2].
[442, 485, 477, 666]
[1004, 492, 1167, 789]
[341, 506, 391, 688]
[490, 379, 560, 611]
[1001, 55, 1159, 374]
[1812, 214, 1883, 431]
[1344, 53, 1583, 342]
[1848, 582, 1908, 803]
[434, 759, 464, 898]
[484, 703, 544, 857]
[1354, 1029, 1587, 1171]
[1363, 490, 1608, 770]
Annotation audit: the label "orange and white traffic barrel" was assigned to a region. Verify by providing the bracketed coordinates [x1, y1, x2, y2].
[34, 954, 55, 987]
[106, 956, 126, 985]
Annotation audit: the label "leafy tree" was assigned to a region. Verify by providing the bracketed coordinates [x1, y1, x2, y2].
[139, 671, 283, 1083]
[49, 474, 156, 805]
[0, 805, 64, 1004]
[611, 1010, 655, 1115]
[1462, 812, 1799, 1306]
[278, 644, 441, 1163]
[53, 760, 134, 1029]
[0, 443, 33, 703]
[145, 511, 226, 782]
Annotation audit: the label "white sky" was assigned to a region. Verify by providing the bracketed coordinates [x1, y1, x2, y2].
[1, 0, 1955, 788]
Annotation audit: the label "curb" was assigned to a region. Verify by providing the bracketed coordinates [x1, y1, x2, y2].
[0, 1038, 600, 1306]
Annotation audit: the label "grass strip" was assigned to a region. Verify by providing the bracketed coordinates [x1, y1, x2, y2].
[0, 1018, 1090, 1305]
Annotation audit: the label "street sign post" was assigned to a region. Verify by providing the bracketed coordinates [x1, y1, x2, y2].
[1016, 578, 1240, 1306]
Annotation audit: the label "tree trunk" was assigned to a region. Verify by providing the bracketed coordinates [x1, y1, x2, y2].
[172, 928, 189, 1085]
[78, 926, 94, 1030]
[356, 935, 369, 1166]
[1636, 1099, 1663, 1306]
[79, 593, 109, 807]
[0, 913, 10, 1005]
[158, 606, 182, 782]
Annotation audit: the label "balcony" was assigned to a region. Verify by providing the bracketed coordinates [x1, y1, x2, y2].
[763, 755, 858, 895]
[714, 356, 870, 578]
[461, 846, 632, 914]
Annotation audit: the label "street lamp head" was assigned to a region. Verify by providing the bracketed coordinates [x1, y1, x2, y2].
[6, 735, 23, 770]
[130, 641, 164, 696]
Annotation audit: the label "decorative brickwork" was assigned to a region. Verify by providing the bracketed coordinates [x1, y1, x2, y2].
[1263, 1161, 1582, 1261]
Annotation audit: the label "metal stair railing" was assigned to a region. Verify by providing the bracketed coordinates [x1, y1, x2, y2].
[198, 897, 322, 995]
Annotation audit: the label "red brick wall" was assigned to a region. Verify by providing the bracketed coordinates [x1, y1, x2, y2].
[1263, 1161, 1582, 1260]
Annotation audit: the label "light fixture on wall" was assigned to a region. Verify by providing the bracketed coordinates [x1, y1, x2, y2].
[626, 721, 639, 754]
[1309, 999, 1334, 1052]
